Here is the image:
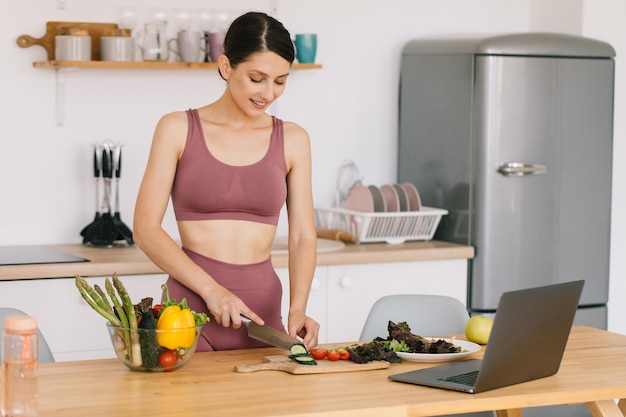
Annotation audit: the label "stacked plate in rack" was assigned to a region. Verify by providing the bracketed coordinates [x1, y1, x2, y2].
[346, 183, 422, 213]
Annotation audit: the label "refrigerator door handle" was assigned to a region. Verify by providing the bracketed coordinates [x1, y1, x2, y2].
[497, 162, 548, 177]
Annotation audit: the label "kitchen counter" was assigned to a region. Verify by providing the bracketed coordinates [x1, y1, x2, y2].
[0, 241, 473, 281]
[1, 240, 474, 359]
[36, 327, 626, 417]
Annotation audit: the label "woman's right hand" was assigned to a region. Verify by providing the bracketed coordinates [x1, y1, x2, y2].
[202, 285, 265, 328]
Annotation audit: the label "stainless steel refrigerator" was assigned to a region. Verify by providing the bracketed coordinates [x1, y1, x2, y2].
[398, 33, 615, 329]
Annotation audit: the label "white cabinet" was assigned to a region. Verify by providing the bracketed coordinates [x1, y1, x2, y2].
[325, 260, 467, 343]
[0, 274, 166, 362]
[0, 257, 467, 360]
[277, 259, 468, 344]
[275, 267, 328, 339]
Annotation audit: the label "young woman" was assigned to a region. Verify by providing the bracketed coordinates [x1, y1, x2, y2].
[133, 11, 319, 351]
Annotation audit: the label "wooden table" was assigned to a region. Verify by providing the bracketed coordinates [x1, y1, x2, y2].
[38, 326, 626, 417]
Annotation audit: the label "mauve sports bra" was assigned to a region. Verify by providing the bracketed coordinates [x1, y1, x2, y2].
[171, 109, 287, 225]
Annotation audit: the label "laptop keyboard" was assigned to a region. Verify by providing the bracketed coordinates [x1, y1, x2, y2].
[438, 370, 479, 386]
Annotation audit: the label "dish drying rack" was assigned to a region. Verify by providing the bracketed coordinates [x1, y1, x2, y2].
[314, 207, 448, 244]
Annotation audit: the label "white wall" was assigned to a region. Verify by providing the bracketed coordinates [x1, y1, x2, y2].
[581, 0, 626, 336]
[0, 0, 624, 334]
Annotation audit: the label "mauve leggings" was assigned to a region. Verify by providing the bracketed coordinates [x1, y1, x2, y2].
[164, 247, 285, 351]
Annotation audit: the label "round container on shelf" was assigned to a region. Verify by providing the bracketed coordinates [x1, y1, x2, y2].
[55, 35, 92, 61]
[100, 36, 135, 62]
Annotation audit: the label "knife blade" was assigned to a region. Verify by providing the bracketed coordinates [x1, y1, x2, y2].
[240, 316, 302, 350]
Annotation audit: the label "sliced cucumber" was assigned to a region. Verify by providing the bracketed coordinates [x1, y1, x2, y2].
[289, 354, 318, 365]
[290, 343, 309, 356]
[289, 343, 317, 365]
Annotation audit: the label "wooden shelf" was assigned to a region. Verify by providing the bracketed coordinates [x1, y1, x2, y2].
[34, 60, 322, 126]
[33, 61, 322, 70]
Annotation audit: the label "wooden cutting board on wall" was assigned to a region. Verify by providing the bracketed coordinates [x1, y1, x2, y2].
[17, 21, 120, 61]
[235, 355, 390, 374]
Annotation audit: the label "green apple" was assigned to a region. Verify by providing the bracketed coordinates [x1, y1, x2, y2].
[464, 315, 493, 345]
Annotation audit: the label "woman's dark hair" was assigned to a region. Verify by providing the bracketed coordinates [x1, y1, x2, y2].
[219, 12, 294, 79]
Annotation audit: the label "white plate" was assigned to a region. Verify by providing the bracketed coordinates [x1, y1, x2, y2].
[395, 338, 481, 363]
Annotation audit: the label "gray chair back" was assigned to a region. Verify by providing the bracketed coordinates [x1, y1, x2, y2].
[360, 294, 494, 417]
[359, 294, 470, 341]
[0, 307, 55, 363]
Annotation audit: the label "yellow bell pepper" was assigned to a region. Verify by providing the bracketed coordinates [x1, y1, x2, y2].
[156, 305, 196, 349]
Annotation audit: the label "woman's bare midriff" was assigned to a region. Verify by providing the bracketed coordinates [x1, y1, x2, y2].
[177, 219, 277, 265]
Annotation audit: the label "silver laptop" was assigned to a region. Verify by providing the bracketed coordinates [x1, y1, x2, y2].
[388, 280, 584, 393]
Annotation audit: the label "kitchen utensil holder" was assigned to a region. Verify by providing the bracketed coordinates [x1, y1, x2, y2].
[314, 207, 448, 244]
[80, 141, 134, 247]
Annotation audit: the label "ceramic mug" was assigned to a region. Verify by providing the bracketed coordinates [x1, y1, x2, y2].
[207, 32, 226, 62]
[169, 30, 203, 63]
[294, 34, 317, 64]
[100, 36, 135, 62]
[55, 35, 91, 61]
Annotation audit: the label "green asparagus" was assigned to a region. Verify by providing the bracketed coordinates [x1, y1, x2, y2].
[75, 274, 142, 367]
[75, 276, 120, 326]
[113, 273, 142, 367]
[105, 277, 132, 359]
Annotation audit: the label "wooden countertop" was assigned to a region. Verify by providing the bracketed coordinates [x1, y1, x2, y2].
[0, 240, 473, 281]
[36, 327, 626, 417]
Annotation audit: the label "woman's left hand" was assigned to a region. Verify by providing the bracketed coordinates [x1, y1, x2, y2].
[288, 311, 320, 350]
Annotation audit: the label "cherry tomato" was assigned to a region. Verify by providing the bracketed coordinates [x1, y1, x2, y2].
[153, 304, 164, 318]
[310, 348, 329, 360]
[338, 348, 350, 360]
[327, 350, 340, 361]
[158, 349, 179, 369]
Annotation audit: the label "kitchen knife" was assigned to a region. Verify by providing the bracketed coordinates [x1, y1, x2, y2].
[240, 316, 302, 350]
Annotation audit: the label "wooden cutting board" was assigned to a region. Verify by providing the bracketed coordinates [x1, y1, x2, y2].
[17, 21, 120, 61]
[235, 355, 390, 374]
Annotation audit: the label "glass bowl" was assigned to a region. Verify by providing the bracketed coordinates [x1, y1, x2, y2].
[106, 323, 204, 372]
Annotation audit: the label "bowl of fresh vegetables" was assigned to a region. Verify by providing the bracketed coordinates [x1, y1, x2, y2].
[106, 322, 204, 372]
[75, 273, 208, 372]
